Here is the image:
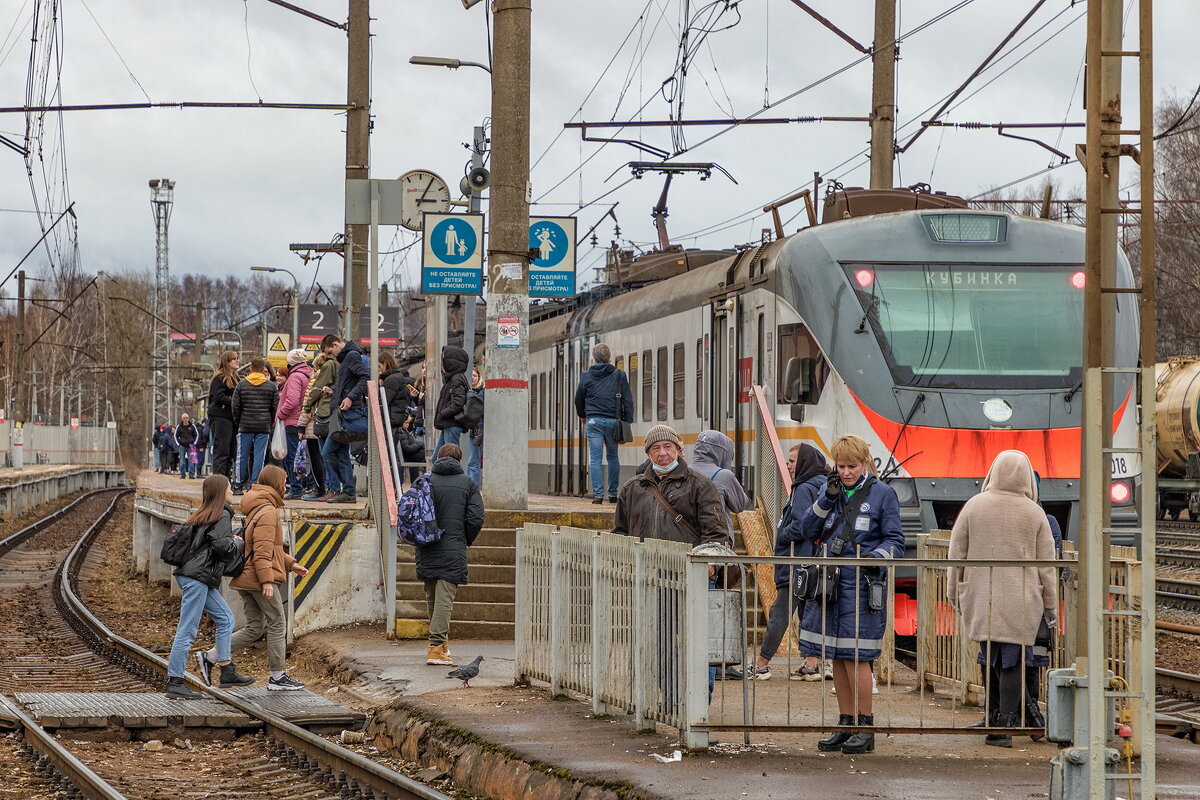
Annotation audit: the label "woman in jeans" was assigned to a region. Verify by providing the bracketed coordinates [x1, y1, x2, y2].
[218, 465, 309, 689]
[165, 475, 254, 699]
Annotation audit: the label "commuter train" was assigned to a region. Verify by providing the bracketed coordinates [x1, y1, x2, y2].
[526, 188, 1141, 547]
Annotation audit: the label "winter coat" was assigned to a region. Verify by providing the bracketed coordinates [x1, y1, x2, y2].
[416, 457, 485, 585]
[277, 362, 312, 427]
[172, 506, 243, 589]
[302, 355, 337, 419]
[331, 341, 369, 411]
[611, 457, 728, 546]
[434, 346, 470, 430]
[381, 368, 411, 430]
[691, 430, 750, 540]
[174, 422, 198, 448]
[797, 474, 905, 660]
[230, 484, 295, 590]
[574, 362, 634, 421]
[156, 429, 173, 452]
[947, 450, 1058, 647]
[232, 372, 279, 434]
[196, 421, 209, 449]
[774, 474, 826, 588]
[208, 375, 236, 420]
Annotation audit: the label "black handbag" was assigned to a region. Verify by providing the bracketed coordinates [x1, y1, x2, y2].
[330, 406, 368, 444]
[615, 391, 633, 444]
[792, 478, 876, 604]
[313, 412, 331, 438]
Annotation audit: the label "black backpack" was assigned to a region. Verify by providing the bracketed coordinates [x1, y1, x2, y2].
[455, 387, 484, 429]
[160, 523, 204, 567]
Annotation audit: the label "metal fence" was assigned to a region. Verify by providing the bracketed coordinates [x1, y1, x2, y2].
[0, 422, 119, 466]
[367, 381, 399, 636]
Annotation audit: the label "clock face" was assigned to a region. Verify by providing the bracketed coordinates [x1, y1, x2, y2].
[399, 169, 452, 230]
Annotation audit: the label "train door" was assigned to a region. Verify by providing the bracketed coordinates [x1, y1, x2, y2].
[552, 341, 565, 495]
[709, 297, 740, 441]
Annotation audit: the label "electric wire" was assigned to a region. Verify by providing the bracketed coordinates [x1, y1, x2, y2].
[242, 0, 264, 103]
[77, 0, 151, 102]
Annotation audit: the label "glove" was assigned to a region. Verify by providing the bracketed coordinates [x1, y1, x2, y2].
[1043, 609, 1058, 631]
[824, 474, 843, 502]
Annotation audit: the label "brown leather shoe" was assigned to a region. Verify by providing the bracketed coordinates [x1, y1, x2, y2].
[315, 491, 339, 502]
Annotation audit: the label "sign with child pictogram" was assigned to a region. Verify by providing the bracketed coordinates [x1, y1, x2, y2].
[528, 216, 576, 298]
[422, 212, 484, 294]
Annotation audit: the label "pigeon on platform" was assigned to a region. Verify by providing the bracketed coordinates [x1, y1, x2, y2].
[446, 656, 484, 687]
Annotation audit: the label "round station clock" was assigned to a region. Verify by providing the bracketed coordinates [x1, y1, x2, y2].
[398, 169, 452, 231]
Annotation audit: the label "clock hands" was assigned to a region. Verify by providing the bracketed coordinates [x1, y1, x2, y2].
[417, 176, 435, 204]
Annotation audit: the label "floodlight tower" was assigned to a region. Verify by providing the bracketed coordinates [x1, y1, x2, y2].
[149, 179, 175, 429]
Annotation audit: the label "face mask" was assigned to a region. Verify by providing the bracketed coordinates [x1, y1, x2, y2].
[651, 459, 678, 475]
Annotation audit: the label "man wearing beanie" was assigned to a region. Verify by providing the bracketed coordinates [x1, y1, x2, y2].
[611, 424, 727, 546]
[276, 349, 313, 499]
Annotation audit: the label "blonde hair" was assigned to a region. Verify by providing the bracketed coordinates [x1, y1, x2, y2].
[213, 351, 240, 388]
[829, 434, 872, 467]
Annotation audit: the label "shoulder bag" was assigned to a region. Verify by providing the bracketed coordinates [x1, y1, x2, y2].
[224, 506, 270, 578]
[793, 477, 876, 603]
[615, 380, 633, 445]
[646, 482, 699, 541]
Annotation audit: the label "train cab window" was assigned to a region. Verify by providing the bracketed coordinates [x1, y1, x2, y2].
[656, 347, 669, 421]
[695, 338, 704, 418]
[778, 322, 830, 405]
[642, 350, 653, 422]
[672, 343, 685, 420]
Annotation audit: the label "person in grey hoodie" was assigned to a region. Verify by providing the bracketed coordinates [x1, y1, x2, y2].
[691, 429, 750, 543]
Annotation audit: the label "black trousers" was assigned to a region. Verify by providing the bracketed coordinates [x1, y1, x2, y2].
[209, 416, 236, 478]
[305, 437, 325, 493]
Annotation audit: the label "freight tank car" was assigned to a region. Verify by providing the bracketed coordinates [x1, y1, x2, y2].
[527, 187, 1142, 546]
[1155, 357, 1200, 519]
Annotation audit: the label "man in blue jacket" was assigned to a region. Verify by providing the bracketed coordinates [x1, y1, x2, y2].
[573, 343, 633, 504]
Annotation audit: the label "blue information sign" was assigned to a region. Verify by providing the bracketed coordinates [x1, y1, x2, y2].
[528, 216, 576, 298]
[422, 212, 484, 294]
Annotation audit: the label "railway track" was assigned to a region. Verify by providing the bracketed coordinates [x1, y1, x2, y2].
[0, 489, 450, 800]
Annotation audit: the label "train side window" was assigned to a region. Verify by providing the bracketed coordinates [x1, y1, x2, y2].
[642, 350, 653, 422]
[695, 338, 704, 418]
[672, 343, 685, 420]
[657, 347, 669, 421]
[615, 355, 624, 371]
[538, 372, 545, 429]
[778, 322, 830, 405]
[756, 312, 765, 385]
[627, 353, 638, 425]
[530, 372, 538, 429]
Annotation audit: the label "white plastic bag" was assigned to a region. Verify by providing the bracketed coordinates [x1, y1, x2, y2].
[270, 419, 288, 460]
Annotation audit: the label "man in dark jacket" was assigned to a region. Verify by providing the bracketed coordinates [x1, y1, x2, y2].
[231, 357, 279, 493]
[419, 443, 484, 666]
[174, 414, 199, 479]
[612, 424, 727, 546]
[433, 345, 471, 449]
[319, 334, 368, 503]
[574, 343, 633, 504]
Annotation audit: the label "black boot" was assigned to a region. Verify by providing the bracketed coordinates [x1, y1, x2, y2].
[818, 714, 856, 751]
[985, 713, 1016, 748]
[841, 714, 875, 754]
[165, 677, 202, 700]
[219, 662, 254, 688]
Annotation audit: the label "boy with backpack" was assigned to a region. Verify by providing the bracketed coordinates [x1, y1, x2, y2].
[407, 443, 484, 666]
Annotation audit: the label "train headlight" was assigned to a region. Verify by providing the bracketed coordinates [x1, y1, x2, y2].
[888, 478, 919, 507]
[1110, 480, 1132, 505]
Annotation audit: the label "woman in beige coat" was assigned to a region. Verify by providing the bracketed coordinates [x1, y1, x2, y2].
[948, 450, 1058, 746]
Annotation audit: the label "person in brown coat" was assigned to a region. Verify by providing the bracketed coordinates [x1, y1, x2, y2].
[948, 449, 1058, 747]
[222, 464, 309, 690]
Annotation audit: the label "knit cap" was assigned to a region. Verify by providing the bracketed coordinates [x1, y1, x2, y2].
[643, 424, 682, 452]
[287, 348, 308, 366]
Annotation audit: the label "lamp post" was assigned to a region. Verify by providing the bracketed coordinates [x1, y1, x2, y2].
[251, 266, 301, 349]
[408, 55, 491, 73]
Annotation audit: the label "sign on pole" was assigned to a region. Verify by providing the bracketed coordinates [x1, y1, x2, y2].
[267, 332, 290, 370]
[528, 216, 577, 297]
[70, 417, 79, 430]
[358, 306, 401, 347]
[298, 304, 340, 345]
[422, 212, 484, 294]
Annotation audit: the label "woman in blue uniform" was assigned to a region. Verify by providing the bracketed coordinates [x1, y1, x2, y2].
[798, 434, 904, 754]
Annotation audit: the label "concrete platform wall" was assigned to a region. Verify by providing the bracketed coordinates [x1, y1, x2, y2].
[0, 466, 126, 520]
[132, 493, 385, 636]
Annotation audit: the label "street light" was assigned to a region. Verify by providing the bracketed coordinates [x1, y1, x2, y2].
[250, 266, 301, 350]
[409, 55, 491, 74]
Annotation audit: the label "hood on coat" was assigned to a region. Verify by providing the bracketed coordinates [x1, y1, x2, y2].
[792, 443, 828, 487]
[441, 345, 469, 377]
[588, 362, 616, 378]
[432, 456, 464, 476]
[245, 372, 269, 386]
[240, 483, 284, 516]
[336, 340, 364, 363]
[289, 362, 312, 380]
[381, 367, 404, 382]
[693, 430, 734, 470]
[981, 450, 1038, 500]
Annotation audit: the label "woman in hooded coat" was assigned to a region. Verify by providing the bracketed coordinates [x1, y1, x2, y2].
[948, 449, 1058, 746]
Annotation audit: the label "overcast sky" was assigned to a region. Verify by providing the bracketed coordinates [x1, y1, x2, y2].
[1, 0, 1196, 298]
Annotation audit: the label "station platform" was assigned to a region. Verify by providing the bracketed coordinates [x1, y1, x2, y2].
[137, 469, 367, 520]
[291, 629, 1199, 800]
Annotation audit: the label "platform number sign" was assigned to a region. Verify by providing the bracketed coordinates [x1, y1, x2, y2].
[357, 306, 402, 347]
[299, 304, 341, 345]
[528, 216, 576, 298]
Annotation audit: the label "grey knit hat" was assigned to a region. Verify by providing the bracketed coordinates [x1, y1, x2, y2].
[643, 424, 682, 452]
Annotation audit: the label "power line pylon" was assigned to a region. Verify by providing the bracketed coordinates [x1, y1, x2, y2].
[149, 178, 175, 433]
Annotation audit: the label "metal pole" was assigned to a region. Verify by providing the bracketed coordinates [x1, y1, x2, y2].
[291, 278, 300, 349]
[15, 270, 25, 423]
[370, 180, 381, 385]
[344, 0, 370, 339]
[482, 0, 532, 509]
[464, 124, 486, 377]
[868, 0, 896, 189]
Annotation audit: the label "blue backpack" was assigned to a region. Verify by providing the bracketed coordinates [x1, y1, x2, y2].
[397, 473, 443, 547]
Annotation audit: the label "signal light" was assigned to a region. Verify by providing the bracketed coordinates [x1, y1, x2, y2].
[1070, 271, 1086, 289]
[854, 269, 874, 288]
[1110, 481, 1130, 504]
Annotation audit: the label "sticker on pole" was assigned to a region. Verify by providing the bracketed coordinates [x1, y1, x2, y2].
[528, 216, 576, 298]
[497, 317, 520, 349]
[422, 212, 484, 294]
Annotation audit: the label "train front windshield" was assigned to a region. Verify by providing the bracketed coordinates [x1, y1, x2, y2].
[847, 263, 1085, 389]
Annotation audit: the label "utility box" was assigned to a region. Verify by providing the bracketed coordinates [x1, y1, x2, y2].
[1046, 667, 1115, 744]
[707, 589, 744, 666]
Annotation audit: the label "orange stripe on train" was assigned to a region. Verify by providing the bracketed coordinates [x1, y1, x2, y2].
[851, 391, 1129, 480]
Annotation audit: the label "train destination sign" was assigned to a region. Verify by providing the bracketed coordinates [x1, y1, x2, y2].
[528, 216, 576, 298]
[422, 212, 484, 294]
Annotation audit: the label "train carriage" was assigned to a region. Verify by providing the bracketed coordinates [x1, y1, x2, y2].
[526, 189, 1141, 547]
